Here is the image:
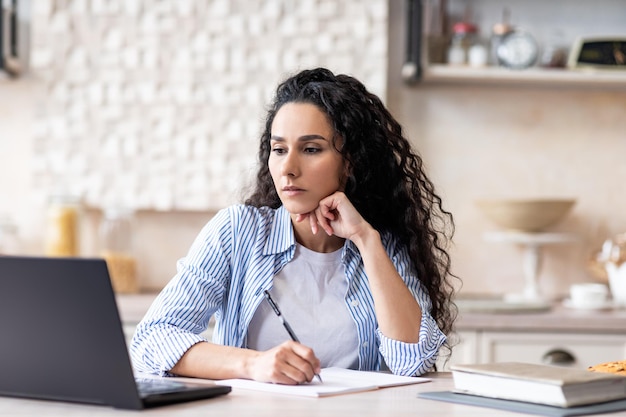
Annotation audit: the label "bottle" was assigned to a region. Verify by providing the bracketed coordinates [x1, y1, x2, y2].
[99, 207, 138, 293]
[0, 215, 20, 255]
[447, 21, 478, 65]
[44, 194, 81, 257]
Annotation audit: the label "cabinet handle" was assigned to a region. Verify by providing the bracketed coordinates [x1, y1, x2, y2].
[542, 349, 576, 366]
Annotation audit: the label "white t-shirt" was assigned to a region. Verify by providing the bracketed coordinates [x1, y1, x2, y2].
[247, 243, 359, 369]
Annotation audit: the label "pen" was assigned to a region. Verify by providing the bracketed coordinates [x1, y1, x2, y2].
[263, 290, 323, 383]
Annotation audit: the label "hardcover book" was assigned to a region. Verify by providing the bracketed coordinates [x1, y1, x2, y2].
[451, 362, 626, 408]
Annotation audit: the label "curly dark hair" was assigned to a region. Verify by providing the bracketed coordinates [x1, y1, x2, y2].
[245, 67, 458, 354]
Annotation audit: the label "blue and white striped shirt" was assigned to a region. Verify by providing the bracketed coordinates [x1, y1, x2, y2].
[130, 204, 446, 377]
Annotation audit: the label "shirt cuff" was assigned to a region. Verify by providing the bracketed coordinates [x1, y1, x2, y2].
[133, 325, 208, 377]
[377, 315, 446, 376]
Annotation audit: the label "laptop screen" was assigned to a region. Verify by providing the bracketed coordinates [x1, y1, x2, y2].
[0, 256, 230, 409]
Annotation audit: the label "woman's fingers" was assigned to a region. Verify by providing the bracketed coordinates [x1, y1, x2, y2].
[312, 206, 333, 236]
[252, 341, 320, 385]
[296, 192, 365, 237]
[309, 211, 319, 235]
[294, 207, 330, 236]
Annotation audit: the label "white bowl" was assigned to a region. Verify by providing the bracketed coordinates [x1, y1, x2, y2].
[476, 198, 576, 233]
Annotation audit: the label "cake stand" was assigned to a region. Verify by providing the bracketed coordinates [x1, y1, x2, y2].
[484, 231, 578, 302]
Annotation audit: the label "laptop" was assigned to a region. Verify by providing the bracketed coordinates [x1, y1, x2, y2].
[0, 256, 231, 410]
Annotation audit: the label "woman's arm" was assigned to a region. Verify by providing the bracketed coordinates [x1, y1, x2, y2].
[132, 278, 321, 384]
[170, 340, 320, 384]
[303, 191, 422, 343]
[350, 227, 422, 343]
[131, 207, 320, 384]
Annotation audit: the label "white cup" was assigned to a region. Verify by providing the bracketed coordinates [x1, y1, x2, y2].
[569, 283, 608, 308]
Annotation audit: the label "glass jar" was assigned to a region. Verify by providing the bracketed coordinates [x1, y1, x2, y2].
[468, 42, 488, 67]
[99, 207, 138, 293]
[447, 21, 478, 65]
[0, 215, 20, 255]
[44, 194, 81, 257]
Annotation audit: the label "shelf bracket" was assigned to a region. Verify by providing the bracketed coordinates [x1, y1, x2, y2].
[402, 0, 422, 84]
[1, 0, 23, 77]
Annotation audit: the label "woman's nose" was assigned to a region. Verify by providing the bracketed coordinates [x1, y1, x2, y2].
[281, 151, 299, 177]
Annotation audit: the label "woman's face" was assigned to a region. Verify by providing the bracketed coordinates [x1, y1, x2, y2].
[268, 102, 346, 215]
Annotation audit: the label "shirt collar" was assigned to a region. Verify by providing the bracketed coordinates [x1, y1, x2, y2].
[263, 205, 296, 255]
[343, 239, 359, 259]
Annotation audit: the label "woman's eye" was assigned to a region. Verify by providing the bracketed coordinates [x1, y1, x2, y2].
[304, 147, 321, 154]
[271, 147, 286, 155]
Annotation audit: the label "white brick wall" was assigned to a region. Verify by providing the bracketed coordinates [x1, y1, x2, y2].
[30, 0, 388, 211]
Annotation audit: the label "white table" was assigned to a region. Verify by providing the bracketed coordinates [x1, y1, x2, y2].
[1, 373, 626, 416]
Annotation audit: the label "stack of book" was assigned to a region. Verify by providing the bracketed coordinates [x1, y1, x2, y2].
[451, 362, 626, 408]
[419, 362, 626, 416]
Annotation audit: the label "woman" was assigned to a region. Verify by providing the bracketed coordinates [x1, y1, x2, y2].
[130, 68, 457, 384]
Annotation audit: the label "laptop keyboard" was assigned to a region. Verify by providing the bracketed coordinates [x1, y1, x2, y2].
[136, 378, 189, 396]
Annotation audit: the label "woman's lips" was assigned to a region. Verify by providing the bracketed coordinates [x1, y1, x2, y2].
[282, 186, 304, 196]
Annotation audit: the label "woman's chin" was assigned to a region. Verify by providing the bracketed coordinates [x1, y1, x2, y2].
[281, 202, 314, 217]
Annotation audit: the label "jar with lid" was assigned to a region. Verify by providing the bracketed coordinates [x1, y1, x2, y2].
[0, 215, 20, 255]
[44, 194, 82, 257]
[99, 207, 138, 293]
[447, 21, 478, 65]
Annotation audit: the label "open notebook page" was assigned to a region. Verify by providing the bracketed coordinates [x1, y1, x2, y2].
[213, 367, 430, 397]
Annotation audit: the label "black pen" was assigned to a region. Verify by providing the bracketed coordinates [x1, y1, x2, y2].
[263, 290, 323, 383]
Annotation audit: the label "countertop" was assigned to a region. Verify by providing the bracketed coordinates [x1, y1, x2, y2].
[455, 300, 626, 334]
[4, 372, 626, 416]
[116, 293, 626, 334]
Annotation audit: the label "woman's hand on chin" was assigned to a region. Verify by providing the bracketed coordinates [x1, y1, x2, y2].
[296, 191, 371, 241]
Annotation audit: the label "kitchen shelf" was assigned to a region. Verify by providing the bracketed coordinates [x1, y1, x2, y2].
[405, 0, 626, 89]
[422, 64, 626, 88]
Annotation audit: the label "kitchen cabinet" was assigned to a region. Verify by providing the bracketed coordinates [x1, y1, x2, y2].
[439, 330, 626, 370]
[409, 0, 626, 88]
[438, 305, 626, 371]
[479, 331, 626, 365]
[437, 330, 478, 370]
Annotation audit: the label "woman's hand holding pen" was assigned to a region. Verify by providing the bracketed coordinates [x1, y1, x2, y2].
[248, 341, 321, 385]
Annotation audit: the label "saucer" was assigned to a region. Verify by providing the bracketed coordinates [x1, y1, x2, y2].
[562, 298, 615, 311]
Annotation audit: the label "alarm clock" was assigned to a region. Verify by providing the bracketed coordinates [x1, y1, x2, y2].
[496, 30, 539, 69]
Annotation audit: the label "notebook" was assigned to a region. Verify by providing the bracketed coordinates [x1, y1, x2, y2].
[0, 256, 231, 410]
[212, 367, 430, 397]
